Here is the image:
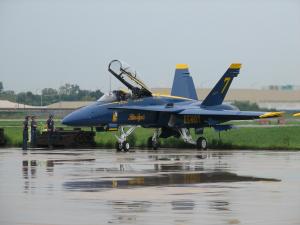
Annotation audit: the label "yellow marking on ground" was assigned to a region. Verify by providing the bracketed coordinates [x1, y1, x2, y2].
[176, 64, 189, 69]
[229, 63, 242, 69]
[259, 112, 284, 118]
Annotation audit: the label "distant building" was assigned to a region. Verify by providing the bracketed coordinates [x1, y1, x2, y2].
[0, 100, 38, 109]
[46, 101, 93, 109]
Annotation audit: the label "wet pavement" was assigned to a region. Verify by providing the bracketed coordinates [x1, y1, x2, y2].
[0, 148, 299, 225]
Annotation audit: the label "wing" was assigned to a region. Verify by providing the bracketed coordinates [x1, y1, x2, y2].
[179, 109, 283, 120]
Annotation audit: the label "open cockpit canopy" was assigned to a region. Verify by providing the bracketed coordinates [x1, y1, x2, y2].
[108, 60, 152, 98]
[98, 90, 131, 103]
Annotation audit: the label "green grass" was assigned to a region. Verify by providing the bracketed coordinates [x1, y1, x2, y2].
[1, 120, 300, 150]
[93, 126, 300, 150]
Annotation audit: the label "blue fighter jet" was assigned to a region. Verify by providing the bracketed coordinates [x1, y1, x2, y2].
[62, 60, 282, 151]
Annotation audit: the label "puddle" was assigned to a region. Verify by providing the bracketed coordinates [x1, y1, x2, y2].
[64, 172, 280, 191]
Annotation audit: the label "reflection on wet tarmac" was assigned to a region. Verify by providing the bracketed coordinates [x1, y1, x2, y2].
[171, 200, 195, 211]
[0, 149, 300, 225]
[64, 172, 280, 190]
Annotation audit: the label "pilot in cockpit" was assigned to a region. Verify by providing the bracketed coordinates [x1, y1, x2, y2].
[98, 90, 132, 103]
[113, 90, 131, 101]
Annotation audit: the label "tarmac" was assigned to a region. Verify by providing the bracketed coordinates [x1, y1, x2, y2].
[0, 148, 300, 225]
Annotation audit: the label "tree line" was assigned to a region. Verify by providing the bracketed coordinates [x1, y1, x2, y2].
[0, 81, 103, 106]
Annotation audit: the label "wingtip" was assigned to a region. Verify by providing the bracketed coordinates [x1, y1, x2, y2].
[259, 112, 284, 119]
[293, 113, 300, 117]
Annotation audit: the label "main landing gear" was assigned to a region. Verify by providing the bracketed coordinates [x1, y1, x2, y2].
[178, 128, 208, 150]
[115, 126, 136, 152]
[147, 128, 208, 150]
[147, 128, 160, 150]
[196, 137, 208, 150]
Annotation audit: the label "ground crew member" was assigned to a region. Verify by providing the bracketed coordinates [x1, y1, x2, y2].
[46, 115, 55, 149]
[30, 116, 38, 147]
[22, 116, 30, 150]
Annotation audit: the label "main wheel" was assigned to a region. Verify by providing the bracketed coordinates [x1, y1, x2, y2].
[115, 141, 122, 152]
[152, 140, 160, 150]
[196, 137, 208, 150]
[147, 137, 153, 148]
[122, 141, 130, 152]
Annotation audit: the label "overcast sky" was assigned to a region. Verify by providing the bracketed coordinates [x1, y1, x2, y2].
[0, 0, 300, 93]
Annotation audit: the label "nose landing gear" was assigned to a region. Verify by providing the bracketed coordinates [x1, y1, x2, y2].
[115, 126, 136, 152]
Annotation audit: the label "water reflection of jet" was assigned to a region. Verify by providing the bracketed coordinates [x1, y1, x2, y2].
[63, 172, 280, 191]
[209, 200, 230, 211]
[151, 153, 208, 172]
[108, 201, 151, 224]
[171, 200, 195, 211]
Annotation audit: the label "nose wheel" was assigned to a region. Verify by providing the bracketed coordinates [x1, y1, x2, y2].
[147, 137, 160, 150]
[115, 126, 136, 152]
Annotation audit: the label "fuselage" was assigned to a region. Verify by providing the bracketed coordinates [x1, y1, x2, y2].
[62, 95, 238, 128]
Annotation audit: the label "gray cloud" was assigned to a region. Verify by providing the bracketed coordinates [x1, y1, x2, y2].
[0, 0, 299, 92]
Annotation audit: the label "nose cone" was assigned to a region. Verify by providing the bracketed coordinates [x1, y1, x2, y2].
[62, 108, 90, 126]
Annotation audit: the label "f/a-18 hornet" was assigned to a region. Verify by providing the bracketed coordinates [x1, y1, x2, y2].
[62, 60, 283, 151]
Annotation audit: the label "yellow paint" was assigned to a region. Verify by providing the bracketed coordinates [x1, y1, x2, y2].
[108, 128, 118, 131]
[176, 64, 189, 69]
[112, 180, 118, 188]
[128, 177, 145, 185]
[293, 113, 300, 117]
[112, 112, 118, 122]
[229, 63, 242, 69]
[153, 93, 192, 100]
[184, 115, 201, 124]
[221, 77, 231, 94]
[128, 113, 145, 122]
[184, 174, 200, 183]
[259, 112, 284, 118]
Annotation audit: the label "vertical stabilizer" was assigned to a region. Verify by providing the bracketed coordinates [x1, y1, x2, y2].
[201, 63, 242, 106]
[171, 64, 198, 100]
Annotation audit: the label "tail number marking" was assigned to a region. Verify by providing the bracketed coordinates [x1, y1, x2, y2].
[184, 115, 201, 124]
[221, 77, 231, 94]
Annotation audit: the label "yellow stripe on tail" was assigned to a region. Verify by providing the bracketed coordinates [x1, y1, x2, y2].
[229, 63, 242, 69]
[176, 64, 189, 69]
